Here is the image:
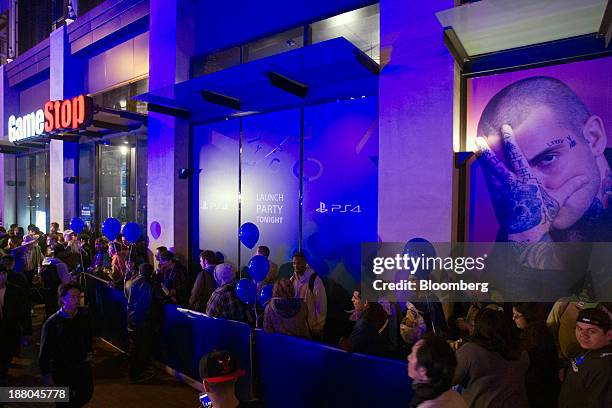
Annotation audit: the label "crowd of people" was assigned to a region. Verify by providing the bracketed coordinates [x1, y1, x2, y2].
[1, 222, 611, 407]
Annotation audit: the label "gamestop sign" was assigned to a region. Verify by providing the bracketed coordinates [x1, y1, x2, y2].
[8, 95, 93, 143]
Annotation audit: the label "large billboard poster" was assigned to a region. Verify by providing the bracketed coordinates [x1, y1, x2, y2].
[467, 57, 612, 243]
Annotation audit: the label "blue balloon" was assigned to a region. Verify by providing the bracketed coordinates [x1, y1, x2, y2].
[258, 284, 273, 306]
[248, 255, 269, 282]
[123, 222, 142, 244]
[235, 278, 256, 306]
[239, 222, 259, 249]
[70, 217, 86, 234]
[101, 217, 121, 241]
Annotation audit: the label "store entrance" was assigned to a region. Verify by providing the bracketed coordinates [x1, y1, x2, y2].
[78, 130, 147, 232]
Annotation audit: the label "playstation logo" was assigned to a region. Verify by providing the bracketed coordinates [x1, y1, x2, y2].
[316, 202, 328, 213]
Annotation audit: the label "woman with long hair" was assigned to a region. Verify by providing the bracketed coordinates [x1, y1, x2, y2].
[513, 303, 560, 407]
[453, 307, 529, 408]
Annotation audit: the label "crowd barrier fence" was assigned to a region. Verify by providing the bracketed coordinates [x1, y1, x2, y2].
[93, 282, 412, 407]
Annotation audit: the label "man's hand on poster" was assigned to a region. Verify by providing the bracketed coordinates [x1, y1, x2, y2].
[475, 124, 588, 242]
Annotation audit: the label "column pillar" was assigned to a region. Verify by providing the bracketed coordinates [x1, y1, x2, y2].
[147, 0, 195, 263]
[0, 65, 19, 226]
[49, 25, 85, 230]
[378, 0, 455, 242]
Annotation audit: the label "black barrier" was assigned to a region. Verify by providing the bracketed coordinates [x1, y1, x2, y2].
[254, 329, 412, 407]
[94, 282, 413, 407]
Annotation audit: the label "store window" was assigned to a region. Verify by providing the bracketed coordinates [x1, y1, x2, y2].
[80, 78, 149, 231]
[243, 27, 304, 63]
[18, 0, 52, 55]
[78, 0, 105, 17]
[192, 47, 241, 77]
[190, 3, 380, 79]
[78, 131, 147, 231]
[92, 78, 149, 114]
[15, 151, 50, 232]
[310, 3, 380, 63]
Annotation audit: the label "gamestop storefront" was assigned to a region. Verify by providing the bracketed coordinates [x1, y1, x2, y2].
[3, 93, 92, 232]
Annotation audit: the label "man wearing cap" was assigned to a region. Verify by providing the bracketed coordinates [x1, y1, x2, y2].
[20, 234, 44, 287]
[558, 307, 612, 408]
[199, 350, 262, 408]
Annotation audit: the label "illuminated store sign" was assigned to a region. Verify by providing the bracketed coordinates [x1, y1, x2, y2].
[8, 95, 93, 143]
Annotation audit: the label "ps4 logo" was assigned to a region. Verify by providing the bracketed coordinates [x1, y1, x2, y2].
[315, 202, 362, 214]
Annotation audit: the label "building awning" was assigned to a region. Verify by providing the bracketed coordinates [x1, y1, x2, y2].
[0, 106, 147, 154]
[437, 0, 612, 76]
[134, 37, 379, 123]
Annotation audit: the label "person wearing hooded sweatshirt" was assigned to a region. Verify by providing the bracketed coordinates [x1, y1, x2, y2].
[263, 278, 310, 339]
[206, 263, 253, 324]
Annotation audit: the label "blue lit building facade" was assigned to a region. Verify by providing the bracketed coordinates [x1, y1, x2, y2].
[1, 0, 608, 282]
[0, 0, 457, 285]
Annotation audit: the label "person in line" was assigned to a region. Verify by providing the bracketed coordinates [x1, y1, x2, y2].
[512, 303, 560, 407]
[20, 234, 44, 286]
[453, 307, 529, 408]
[547, 290, 599, 362]
[254, 245, 279, 290]
[0, 265, 32, 388]
[158, 251, 190, 306]
[39, 283, 94, 407]
[339, 302, 392, 358]
[107, 242, 127, 285]
[47, 222, 62, 243]
[89, 237, 111, 276]
[558, 308, 612, 408]
[1, 255, 29, 302]
[190, 250, 218, 313]
[199, 350, 263, 408]
[40, 244, 73, 321]
[263, 278, 310, 339]
[206, 263, 253, 324]
[290, 252, 327, 339]
[126, 263, 168, 383]
[407, 333, 467, 408]
[0, 226, 10, 251]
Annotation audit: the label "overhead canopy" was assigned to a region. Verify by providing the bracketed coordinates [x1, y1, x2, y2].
[0, 106, 146, 154]
[134, 37, 379, 123]
[437, 0, 608, 56]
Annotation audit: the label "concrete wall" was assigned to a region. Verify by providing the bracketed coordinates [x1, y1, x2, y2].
[378, 0, 455, 242]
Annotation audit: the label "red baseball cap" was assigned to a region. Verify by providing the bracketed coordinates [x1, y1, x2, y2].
[199, 350, 246, 383]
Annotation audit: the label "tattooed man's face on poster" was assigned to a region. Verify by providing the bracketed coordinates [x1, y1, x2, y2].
[475, 76, 611, 243]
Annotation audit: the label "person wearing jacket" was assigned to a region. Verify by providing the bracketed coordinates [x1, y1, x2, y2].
[0, 265, 32, 388]
[126, 263, 168, 383]
[263, 278, 310, 339]
[290, 252, 327, 338]
[408, 334, 467, 408]
[206, 263, 254, 324]
[558, 308, 612, 408]
[40, 244, 73, 321]
[39, 283, 94, 407]
[189, 250, 218, 312]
